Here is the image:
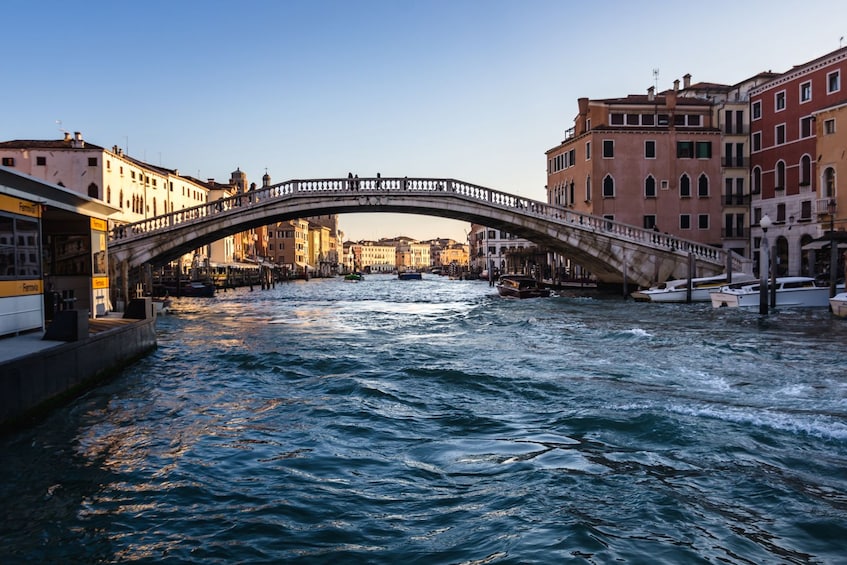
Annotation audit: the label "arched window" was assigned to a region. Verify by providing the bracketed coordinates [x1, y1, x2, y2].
[698, 174, 709, 197]
[800, 155, 812, 187]
[602, 175, 615, 198]
[752, 167, 762, 194]
[106, 185, 111, 204]
[87, 183, 99, 199]
[824, 167, 836, 198]
[119, 189, 124, 209]
[645, 175, 656, 198]
[776, 161, 786, 190]
[679, 173, 691, 197]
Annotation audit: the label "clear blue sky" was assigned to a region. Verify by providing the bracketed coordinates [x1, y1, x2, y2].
[3, 0, 846, 242]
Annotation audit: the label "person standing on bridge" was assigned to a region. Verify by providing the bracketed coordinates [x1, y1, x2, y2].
[376, 172, 381, 189]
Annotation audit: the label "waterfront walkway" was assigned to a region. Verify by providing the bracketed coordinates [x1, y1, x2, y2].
[0, 315, 140, 364]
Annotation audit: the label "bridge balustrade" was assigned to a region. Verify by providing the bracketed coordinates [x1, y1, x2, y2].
[109, 176, 744, 274]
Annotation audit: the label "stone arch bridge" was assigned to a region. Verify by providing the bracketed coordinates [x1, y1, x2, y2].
[108, 177, 749, 289]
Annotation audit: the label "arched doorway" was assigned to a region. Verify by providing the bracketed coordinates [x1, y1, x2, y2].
[774, 236, 789, 276]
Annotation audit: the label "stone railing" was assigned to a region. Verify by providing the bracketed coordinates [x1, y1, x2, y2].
[109, 177, 745, 270]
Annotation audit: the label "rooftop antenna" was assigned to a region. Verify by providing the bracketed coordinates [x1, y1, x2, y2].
[653, 68, 659, 91]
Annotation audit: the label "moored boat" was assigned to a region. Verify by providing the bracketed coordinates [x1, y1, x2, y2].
[830, 292, 847, 317]
[398, 271, 422, 280]
[710, 277, 838, 308]
[344, 273, 364, 281]
[495, 275, 551, 299]
[631, 273, 756, 303]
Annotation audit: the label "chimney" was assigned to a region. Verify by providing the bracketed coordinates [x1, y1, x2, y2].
[673, 79, 680, 93]
[647, 86, 655, 101]
[63, 132, 71, 142]
[71, 131, 84, 148]
[683, 73, 691, 89]
[575, 97, 590, 135]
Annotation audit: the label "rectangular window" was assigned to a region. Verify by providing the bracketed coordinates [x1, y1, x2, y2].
[641, 113, 654, 126]
[626, 114, 639, 125]
[643, 215, 657, 230]
[735, 111, 744, 134]
[724, 110, 733, 134]
[752, 101, 761, 120]
[828, 70, 841, 94]
[680, 214, 691, 230]
[602, 140, 614, 158]
[674, 114, 687, 126]
[1, 157, 14, 166]
[687, 115, 702, 127]
[801, 200, 812, 220]
[36, 156, 46, 166]
[800, 81, 812, 102]
[824, 118, 836, 134]
[676, 141, 694, 158]
[88, 157, 97, 166]
[695, 141, 712, 158]
[800, 116, 813, 138]
[752, 131, 762, 151]
[645, 140, 656, 159]
[585, 141, 591, 160]
[775, 91, 786, 111]
[610, 113, 624, 125]
[657, 114, 669, 126]
[698, 214, 709, 229]
[776, 124, 786, 145]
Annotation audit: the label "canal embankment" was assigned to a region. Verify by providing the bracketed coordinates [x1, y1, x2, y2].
[0, 298, 157, 434]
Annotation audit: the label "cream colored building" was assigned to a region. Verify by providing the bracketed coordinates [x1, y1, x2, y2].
[359, 241, 396, 273]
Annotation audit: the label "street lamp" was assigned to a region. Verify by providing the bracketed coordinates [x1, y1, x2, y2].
[828, 199, 838, 298]
[759, 214, 773, 315]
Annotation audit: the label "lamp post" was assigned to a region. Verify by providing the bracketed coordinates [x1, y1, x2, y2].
[829, 199, 838, 298]
[759, 214, 773, 315]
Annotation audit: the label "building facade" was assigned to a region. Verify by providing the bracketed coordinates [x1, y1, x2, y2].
[546, 85, 723, 247]
[749, 47, 847, 277]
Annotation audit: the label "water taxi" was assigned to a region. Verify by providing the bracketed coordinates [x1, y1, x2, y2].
[495, 275, 551, 299]
[710, 277, 836, 308]
[631, 273, 755, 303]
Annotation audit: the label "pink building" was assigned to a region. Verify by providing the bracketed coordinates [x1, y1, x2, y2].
[547, 82, 723, 251]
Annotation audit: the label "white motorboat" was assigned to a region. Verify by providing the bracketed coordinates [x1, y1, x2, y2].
[631, 273, 755, 303]
[830, 293, 847, 317]
[710, 277, 837, 309]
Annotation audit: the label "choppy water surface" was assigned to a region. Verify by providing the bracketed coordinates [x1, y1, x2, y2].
[2, 275, 846, 563]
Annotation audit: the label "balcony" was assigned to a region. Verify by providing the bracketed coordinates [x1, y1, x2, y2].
[721, 229, 747, 239]
[724, 194, 751, 206]
[816, 198, 837, 216]
[721, 157, 747, 167]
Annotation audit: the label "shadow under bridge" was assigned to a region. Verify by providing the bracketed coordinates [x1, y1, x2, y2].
[108, 177, 750, 287]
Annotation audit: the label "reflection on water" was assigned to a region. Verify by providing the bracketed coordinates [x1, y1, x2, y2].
[1, 274, 845, 563]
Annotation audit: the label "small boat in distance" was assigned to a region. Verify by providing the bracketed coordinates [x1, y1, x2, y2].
[398, 271, 422, 280]
[344, 273, 364, 282]
[830, 292, 847, 317]
[631, 272, 755, 303]
[495, 275, 551, 299]
[710, 277, 838, 308]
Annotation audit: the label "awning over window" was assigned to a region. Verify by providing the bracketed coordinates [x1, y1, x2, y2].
[801, 240, 847, 250]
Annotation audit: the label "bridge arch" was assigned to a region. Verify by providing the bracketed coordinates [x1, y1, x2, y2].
[108, 177, 750, 288]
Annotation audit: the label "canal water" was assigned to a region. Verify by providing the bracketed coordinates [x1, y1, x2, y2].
[1, 275, 846, 564]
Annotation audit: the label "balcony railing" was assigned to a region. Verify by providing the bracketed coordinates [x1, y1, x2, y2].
[721, 229, 747, 239]
[723, 194, 751, 206]
[816, 198, 837, 215]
